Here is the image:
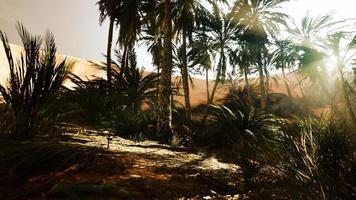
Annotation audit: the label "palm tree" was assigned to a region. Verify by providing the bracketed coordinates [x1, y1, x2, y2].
[97, 0, 156, 91]
[197, 5, 239, 104]
[97, 0, 121, 92]
[0, 23, 73, 137]
[287, 12, 348, 48]
[231, 0, 289, 109]
[108, 49, 159, 111]
[321, 32, 356, 122]
[116, 0, 156, 69]
[287, 12, 349, 101]
[190, 35, 214, 104]
[172, 44, 199, 98]
[229, 46, 254, 106]
[157, 0, 174, 141]
[156, 0, 221, 121]
[142, 19, 165, 70]
[271, 40, 299, 97]
[171, 0, 207, 121]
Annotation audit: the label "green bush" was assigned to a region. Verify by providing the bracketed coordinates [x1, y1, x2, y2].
[111, 106, 157, 139]
[206, 105, 278, 150]
[204, 105, 280, 183]
[59, 48, 159, 135]
[109, 49, 158, 111]
[59, 76, 125, 126]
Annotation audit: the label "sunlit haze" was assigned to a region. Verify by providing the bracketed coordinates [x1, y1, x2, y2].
[0, 1, 356, 198]
[0, 0, 355, 69]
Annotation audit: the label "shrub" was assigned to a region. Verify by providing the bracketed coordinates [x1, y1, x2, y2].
[109, 49, 159, 111]
[277, 117, 356, 199]
[59, 48, 159, 136]
[111, 106, 157, 139]
[222, 83, 260, 113]
[205, 105, 280, 183]
[207, 105, 278, 150]
[60, 75, 124, 126]
[0, 23, 73, 138]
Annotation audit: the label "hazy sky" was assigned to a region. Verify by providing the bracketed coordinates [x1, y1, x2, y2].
[0, 0, 107, 60]
[0, 0, 355, 68]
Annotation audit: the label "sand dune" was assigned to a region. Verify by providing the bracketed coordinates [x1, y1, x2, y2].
[0, 44, 225, 105]
[0, 44, 105, 87]
[1, 44, 354, 111]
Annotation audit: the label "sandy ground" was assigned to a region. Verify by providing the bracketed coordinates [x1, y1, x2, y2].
[0, 127, 245, 199]
[67, 129, 240, 173]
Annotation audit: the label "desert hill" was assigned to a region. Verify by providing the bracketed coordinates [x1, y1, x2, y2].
[0, 44, 105, 87]
[0, 44, 230, 105]
[1, 44, 355, 111]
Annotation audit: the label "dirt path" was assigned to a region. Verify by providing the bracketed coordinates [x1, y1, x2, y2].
[45, 131, 242, 199]
[72, 131, 240, 172]
[0, 129, 243, 199]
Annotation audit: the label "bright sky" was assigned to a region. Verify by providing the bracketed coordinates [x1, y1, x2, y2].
[284, 0, 355, 22]
[0, 0, 355, 69]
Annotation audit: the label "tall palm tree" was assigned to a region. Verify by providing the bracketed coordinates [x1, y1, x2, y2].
[271, 39, 299, 97]
[117, 0, 156, 69]
[171, 0, 206, 121]
[287, 12, 349, 101]
[231, 0, 289, 109]
[287, 12, 348, 48]
[239, 30, 269, 108]
[321, 32, 356, 122]
[97, 0, 121, 92]
[157, 0, 221, 121]
[97, 0, 156, 91]
[229, 46, 254, 106]
[142, 19, 165, 70]
[197, 4, 239, 104]
[157, 0, 174, 141]
[172, 44, 199, 95]
[190, 35, 214, 104]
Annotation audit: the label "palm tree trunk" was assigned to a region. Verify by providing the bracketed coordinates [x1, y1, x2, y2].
[156, 66, 160, 116]
[203, 56, 222, 124]
[337, 63, 356, 123]
[202, 66, 210, 125]
[282, 67, 292, 97]
[243, 66, 253, 106]
[209, 79, 221, 104]
[157, 66, 160, 94]
[209, 52, 223, 104]
[264, 65, 270, 100]
[181, 30, 191, 121]
[121, 45, 129, 76]
[206, 67, 210, 104]
[209, 72, 220, 104]
[158, 0, 173, 140]
[297, 79, 305, 97]
[106, 18, 114, 93]
[258, 65, 267, 109]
